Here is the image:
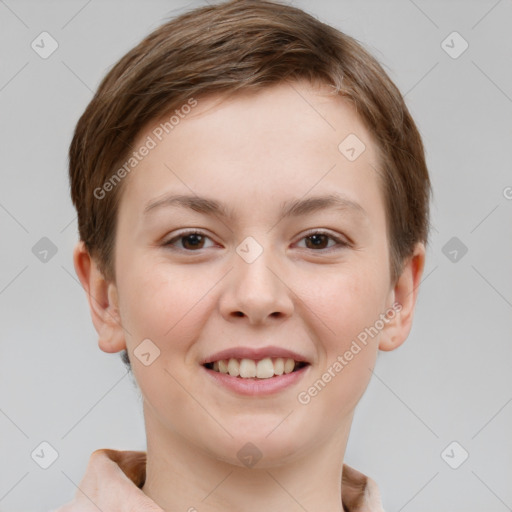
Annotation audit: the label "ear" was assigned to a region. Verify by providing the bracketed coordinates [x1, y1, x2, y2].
[379, 242, 426, 352]
[73, 241, 126, 354]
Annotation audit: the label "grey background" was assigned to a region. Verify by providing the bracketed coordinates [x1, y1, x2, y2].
[0, 0, 511, 510]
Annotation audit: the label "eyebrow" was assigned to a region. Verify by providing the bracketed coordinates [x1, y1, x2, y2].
[143, 193, 367, 220]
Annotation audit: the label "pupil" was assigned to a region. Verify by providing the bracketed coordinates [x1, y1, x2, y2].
[184, 234, 203, 249]
[307, 234, 327, 249]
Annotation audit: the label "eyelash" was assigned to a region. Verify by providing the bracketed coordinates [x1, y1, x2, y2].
[163, 229, 350, 253]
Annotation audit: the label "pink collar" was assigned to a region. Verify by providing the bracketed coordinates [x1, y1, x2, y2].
[55, 448, 385, 511]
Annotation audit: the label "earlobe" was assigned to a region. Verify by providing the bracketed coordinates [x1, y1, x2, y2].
[378, 242, 426, 352]
[73, 241, 127, 354]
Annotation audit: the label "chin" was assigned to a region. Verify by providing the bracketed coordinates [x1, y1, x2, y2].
[204, 422, 312, 468]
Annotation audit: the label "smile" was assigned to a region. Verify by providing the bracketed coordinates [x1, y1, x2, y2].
[203, 357, 309, 379]
[202, 359, 310, 397]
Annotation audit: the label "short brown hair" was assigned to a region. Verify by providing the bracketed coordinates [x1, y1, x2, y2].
[69, 0, 431, 286]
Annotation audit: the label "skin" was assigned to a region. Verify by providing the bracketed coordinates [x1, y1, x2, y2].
[74, 79, 425, 511]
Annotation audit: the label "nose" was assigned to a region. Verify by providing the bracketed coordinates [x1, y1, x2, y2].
[218, 246, 294, 326]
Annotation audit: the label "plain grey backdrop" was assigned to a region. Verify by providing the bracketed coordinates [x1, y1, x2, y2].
[1, 0, 511, 510]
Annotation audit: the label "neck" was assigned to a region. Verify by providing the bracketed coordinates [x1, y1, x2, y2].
[141, 403, 352, 512]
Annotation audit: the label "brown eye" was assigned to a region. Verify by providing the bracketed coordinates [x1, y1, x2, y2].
[304, 233, 330, 250]
[164, 231, 215, 251]
[181, 233, 206, 250]
[296, 231, 349, 251]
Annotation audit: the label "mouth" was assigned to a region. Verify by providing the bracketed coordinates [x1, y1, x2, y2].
[203, 357, 310, 379]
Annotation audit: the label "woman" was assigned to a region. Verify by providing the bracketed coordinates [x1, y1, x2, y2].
[57, 1, 430, 509]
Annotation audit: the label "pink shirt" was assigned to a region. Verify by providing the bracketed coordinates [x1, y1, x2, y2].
[54, 448, 385, 511]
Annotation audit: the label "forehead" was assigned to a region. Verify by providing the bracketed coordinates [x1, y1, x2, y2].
[120, 80, 384, 225]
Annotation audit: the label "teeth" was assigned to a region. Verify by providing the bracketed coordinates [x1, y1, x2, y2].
[218, 359, 229, 374]
[284, 358, 295, 374]
[211, 357, 303, 379]
[239, 359, 257, 378]
[256, 357, 274, 379]
[273, 357, 284, 376]
[227, 358, 239, 376]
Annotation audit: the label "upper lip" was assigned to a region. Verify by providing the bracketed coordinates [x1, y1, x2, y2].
[201, 345, 311, 365]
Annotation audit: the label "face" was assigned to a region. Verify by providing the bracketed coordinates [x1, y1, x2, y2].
[101, 81, 408, 466]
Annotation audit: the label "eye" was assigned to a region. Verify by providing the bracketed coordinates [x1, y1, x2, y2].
[163, 230, 216, 251]
[295, 230, 350, 251]
[163, 229, 350, 253]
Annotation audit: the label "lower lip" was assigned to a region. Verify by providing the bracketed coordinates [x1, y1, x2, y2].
[202, 365, 310, 396]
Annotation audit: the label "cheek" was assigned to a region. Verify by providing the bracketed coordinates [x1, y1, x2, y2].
[297, 260, 386, 400]
[297, 284, 382, 426]
[302, 258, 388, 343]
[116, 255, 209, 355]
[117, 263, 211, 414]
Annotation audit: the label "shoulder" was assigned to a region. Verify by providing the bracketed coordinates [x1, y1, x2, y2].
[342, 463, 385, 512]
